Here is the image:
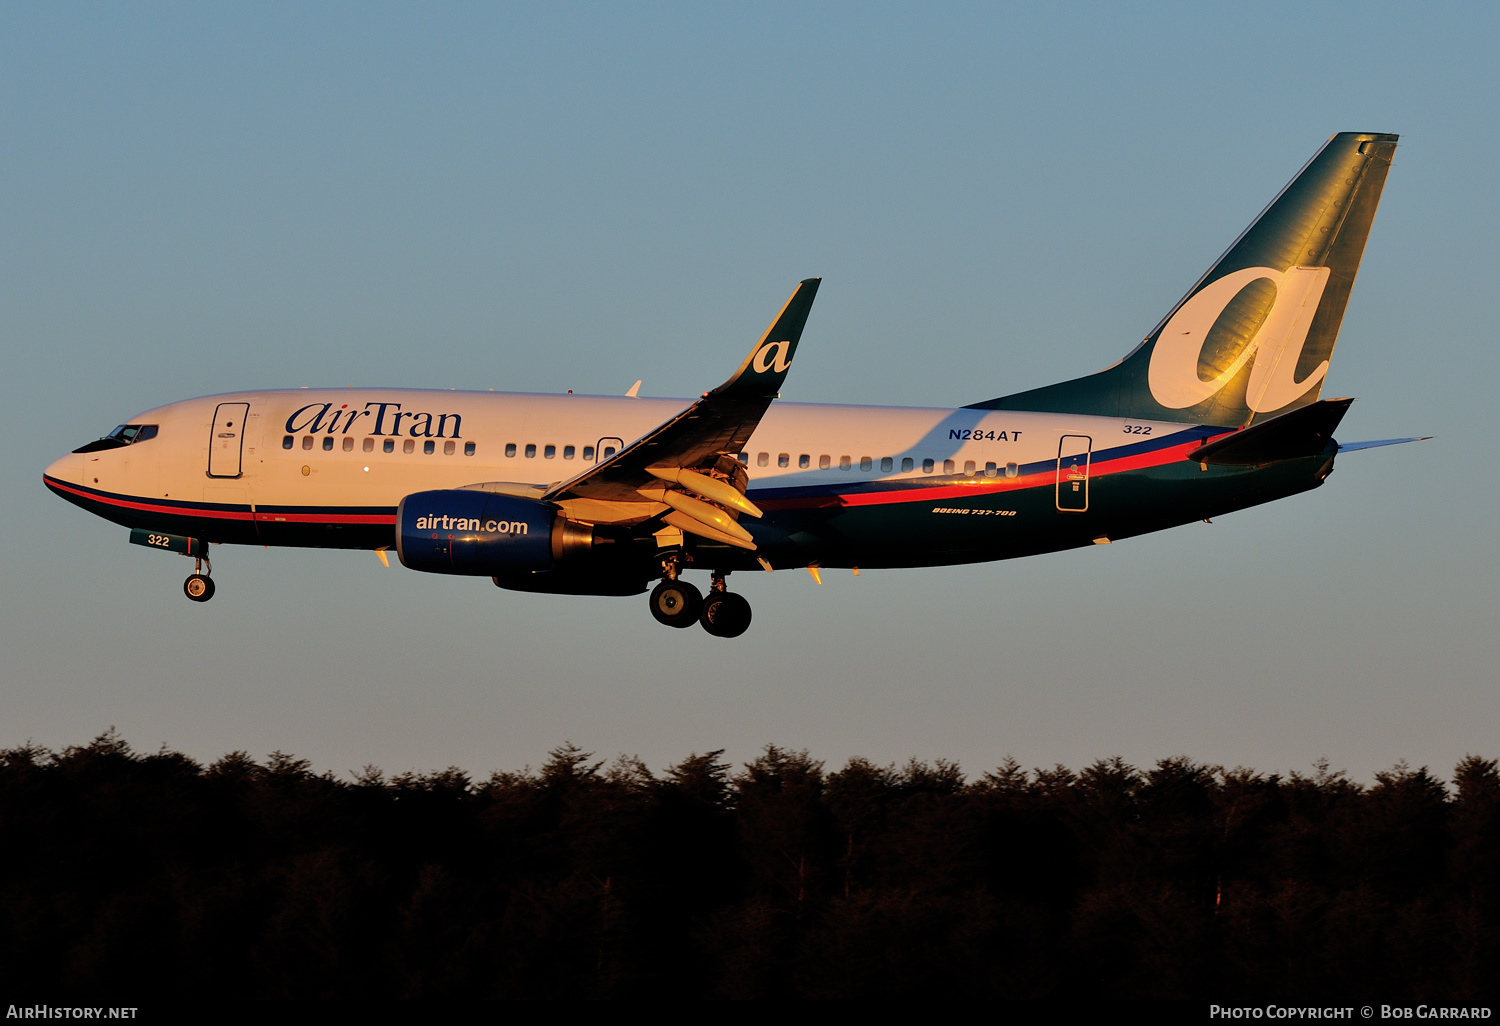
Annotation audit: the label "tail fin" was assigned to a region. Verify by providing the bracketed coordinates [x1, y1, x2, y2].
[969, 132, 1398, 426]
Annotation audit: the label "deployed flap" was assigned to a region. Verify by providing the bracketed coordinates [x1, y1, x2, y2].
[544, 278, 821, 507]
[1186, 397, 1352, 466]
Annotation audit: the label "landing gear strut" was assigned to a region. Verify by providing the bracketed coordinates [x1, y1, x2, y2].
[183, 556, 215, 603]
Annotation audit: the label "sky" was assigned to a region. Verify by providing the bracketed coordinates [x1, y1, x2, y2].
[2, 2, 1496, 784]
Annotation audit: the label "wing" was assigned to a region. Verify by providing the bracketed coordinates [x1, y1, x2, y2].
[543, 278, 821, 548]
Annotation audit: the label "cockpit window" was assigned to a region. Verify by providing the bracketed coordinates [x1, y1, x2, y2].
[72, 424, 159, 453]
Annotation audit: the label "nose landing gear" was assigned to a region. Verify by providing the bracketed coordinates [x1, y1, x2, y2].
[183, 556, 215, 603]
[127, 530, 217, 603]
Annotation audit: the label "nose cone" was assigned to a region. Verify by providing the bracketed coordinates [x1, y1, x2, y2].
[44, 452, 83, 487]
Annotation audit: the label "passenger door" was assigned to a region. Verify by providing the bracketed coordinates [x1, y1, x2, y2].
[208, 402, 251, 478]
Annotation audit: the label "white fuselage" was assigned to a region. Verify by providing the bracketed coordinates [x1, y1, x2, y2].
[48, 387, 1189, 516]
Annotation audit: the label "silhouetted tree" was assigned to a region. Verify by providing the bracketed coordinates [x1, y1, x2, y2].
[2, 734, 1496, 999]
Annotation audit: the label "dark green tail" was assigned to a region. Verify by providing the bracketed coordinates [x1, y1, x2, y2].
[969, 132, 1398, 427]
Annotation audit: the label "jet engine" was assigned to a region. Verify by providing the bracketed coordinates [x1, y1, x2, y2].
[396, 489, 596, 575]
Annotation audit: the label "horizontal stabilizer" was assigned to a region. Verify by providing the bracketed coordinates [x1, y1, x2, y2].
[1338, 436, 1431, 453]
[1186, 398, 1352, 466]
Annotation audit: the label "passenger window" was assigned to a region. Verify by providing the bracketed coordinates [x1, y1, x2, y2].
[757, 452, 769, 467]
[505, 443, 517, 457]
[984, 461, 997, 477]
[424, 440, 436, 454]
[880, 457, 893, 473]
[404, 439, 416, 454]
[944, 459, 956, 474]
[444, 441, 456, 455]
[342, 437, 354, 452]
[799, 454, 810, 469]
[583, 446, 595, 460]
[819, 455, 831, 469]
[363, 438, 375, 453]
[544, 444, 556, 459]
[384, 439, 395, 453]
[603, 446, 617, 458]
[563, 445, 575, 459]
[302, 436, 314, 450]
[859, 456, 872, 471]
[902, 457, 914, 472]
[964, 460, 976, 476]
[737, 453, 749, 465]
[464, 442, 476, 456]
[1005, 462, 1018, 478]
[778, 453, 789, 468]
[840, 456, 851, 470]
[282, 435, 294, 450]
[322, 437, 334, 451]
[922, 458, 935, 473]
[525, 444, 536, 458]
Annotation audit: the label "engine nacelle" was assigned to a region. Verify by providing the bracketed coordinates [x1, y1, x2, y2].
[396, 489, 594, 575]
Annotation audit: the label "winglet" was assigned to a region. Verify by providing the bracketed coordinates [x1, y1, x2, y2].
[712, 278, 821, 400]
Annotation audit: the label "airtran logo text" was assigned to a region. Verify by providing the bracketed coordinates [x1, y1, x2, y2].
[752, 340, 793, 375]
[285, 402, 462, 438]
[1148, 265, 1332, 412]
[414, 515, 529, 535]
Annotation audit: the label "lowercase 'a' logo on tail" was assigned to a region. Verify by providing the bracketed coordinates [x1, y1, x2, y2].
[1147, 265, 1332, 412]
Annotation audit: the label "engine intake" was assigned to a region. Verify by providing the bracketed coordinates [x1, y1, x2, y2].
[396, 489, 594, 575]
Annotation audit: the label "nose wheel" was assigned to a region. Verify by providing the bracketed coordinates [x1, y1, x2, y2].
[183, 556, 215, 603]
[184, 574, 215, 602]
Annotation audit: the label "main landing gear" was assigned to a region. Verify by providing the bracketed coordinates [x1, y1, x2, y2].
[700, 586, 751, 638]
[648, 563, 751, 637]
[183, 556, 215, 603]
[649, 577, 701, 627]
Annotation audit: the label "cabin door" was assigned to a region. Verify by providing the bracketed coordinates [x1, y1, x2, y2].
[1056, 434, 1091, 512]
[208, 403, 251, 479]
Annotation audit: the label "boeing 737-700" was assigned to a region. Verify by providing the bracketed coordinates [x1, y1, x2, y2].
[44, 132, 1422, 637]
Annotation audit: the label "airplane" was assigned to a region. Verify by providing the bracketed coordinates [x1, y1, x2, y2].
[44, 131, 1424, 638]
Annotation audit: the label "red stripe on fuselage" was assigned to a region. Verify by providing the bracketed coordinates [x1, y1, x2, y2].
[43, 477, 396, 526]
[755, 435, 1222, 511]
[253, 512, 395, 525]
[45, 477, 255, 520]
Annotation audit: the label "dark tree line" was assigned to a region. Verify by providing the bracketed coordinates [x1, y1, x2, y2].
[0, 731, 1496, 999]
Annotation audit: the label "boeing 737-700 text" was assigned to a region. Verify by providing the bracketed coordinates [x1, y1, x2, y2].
[44, 132, 1423, 637]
